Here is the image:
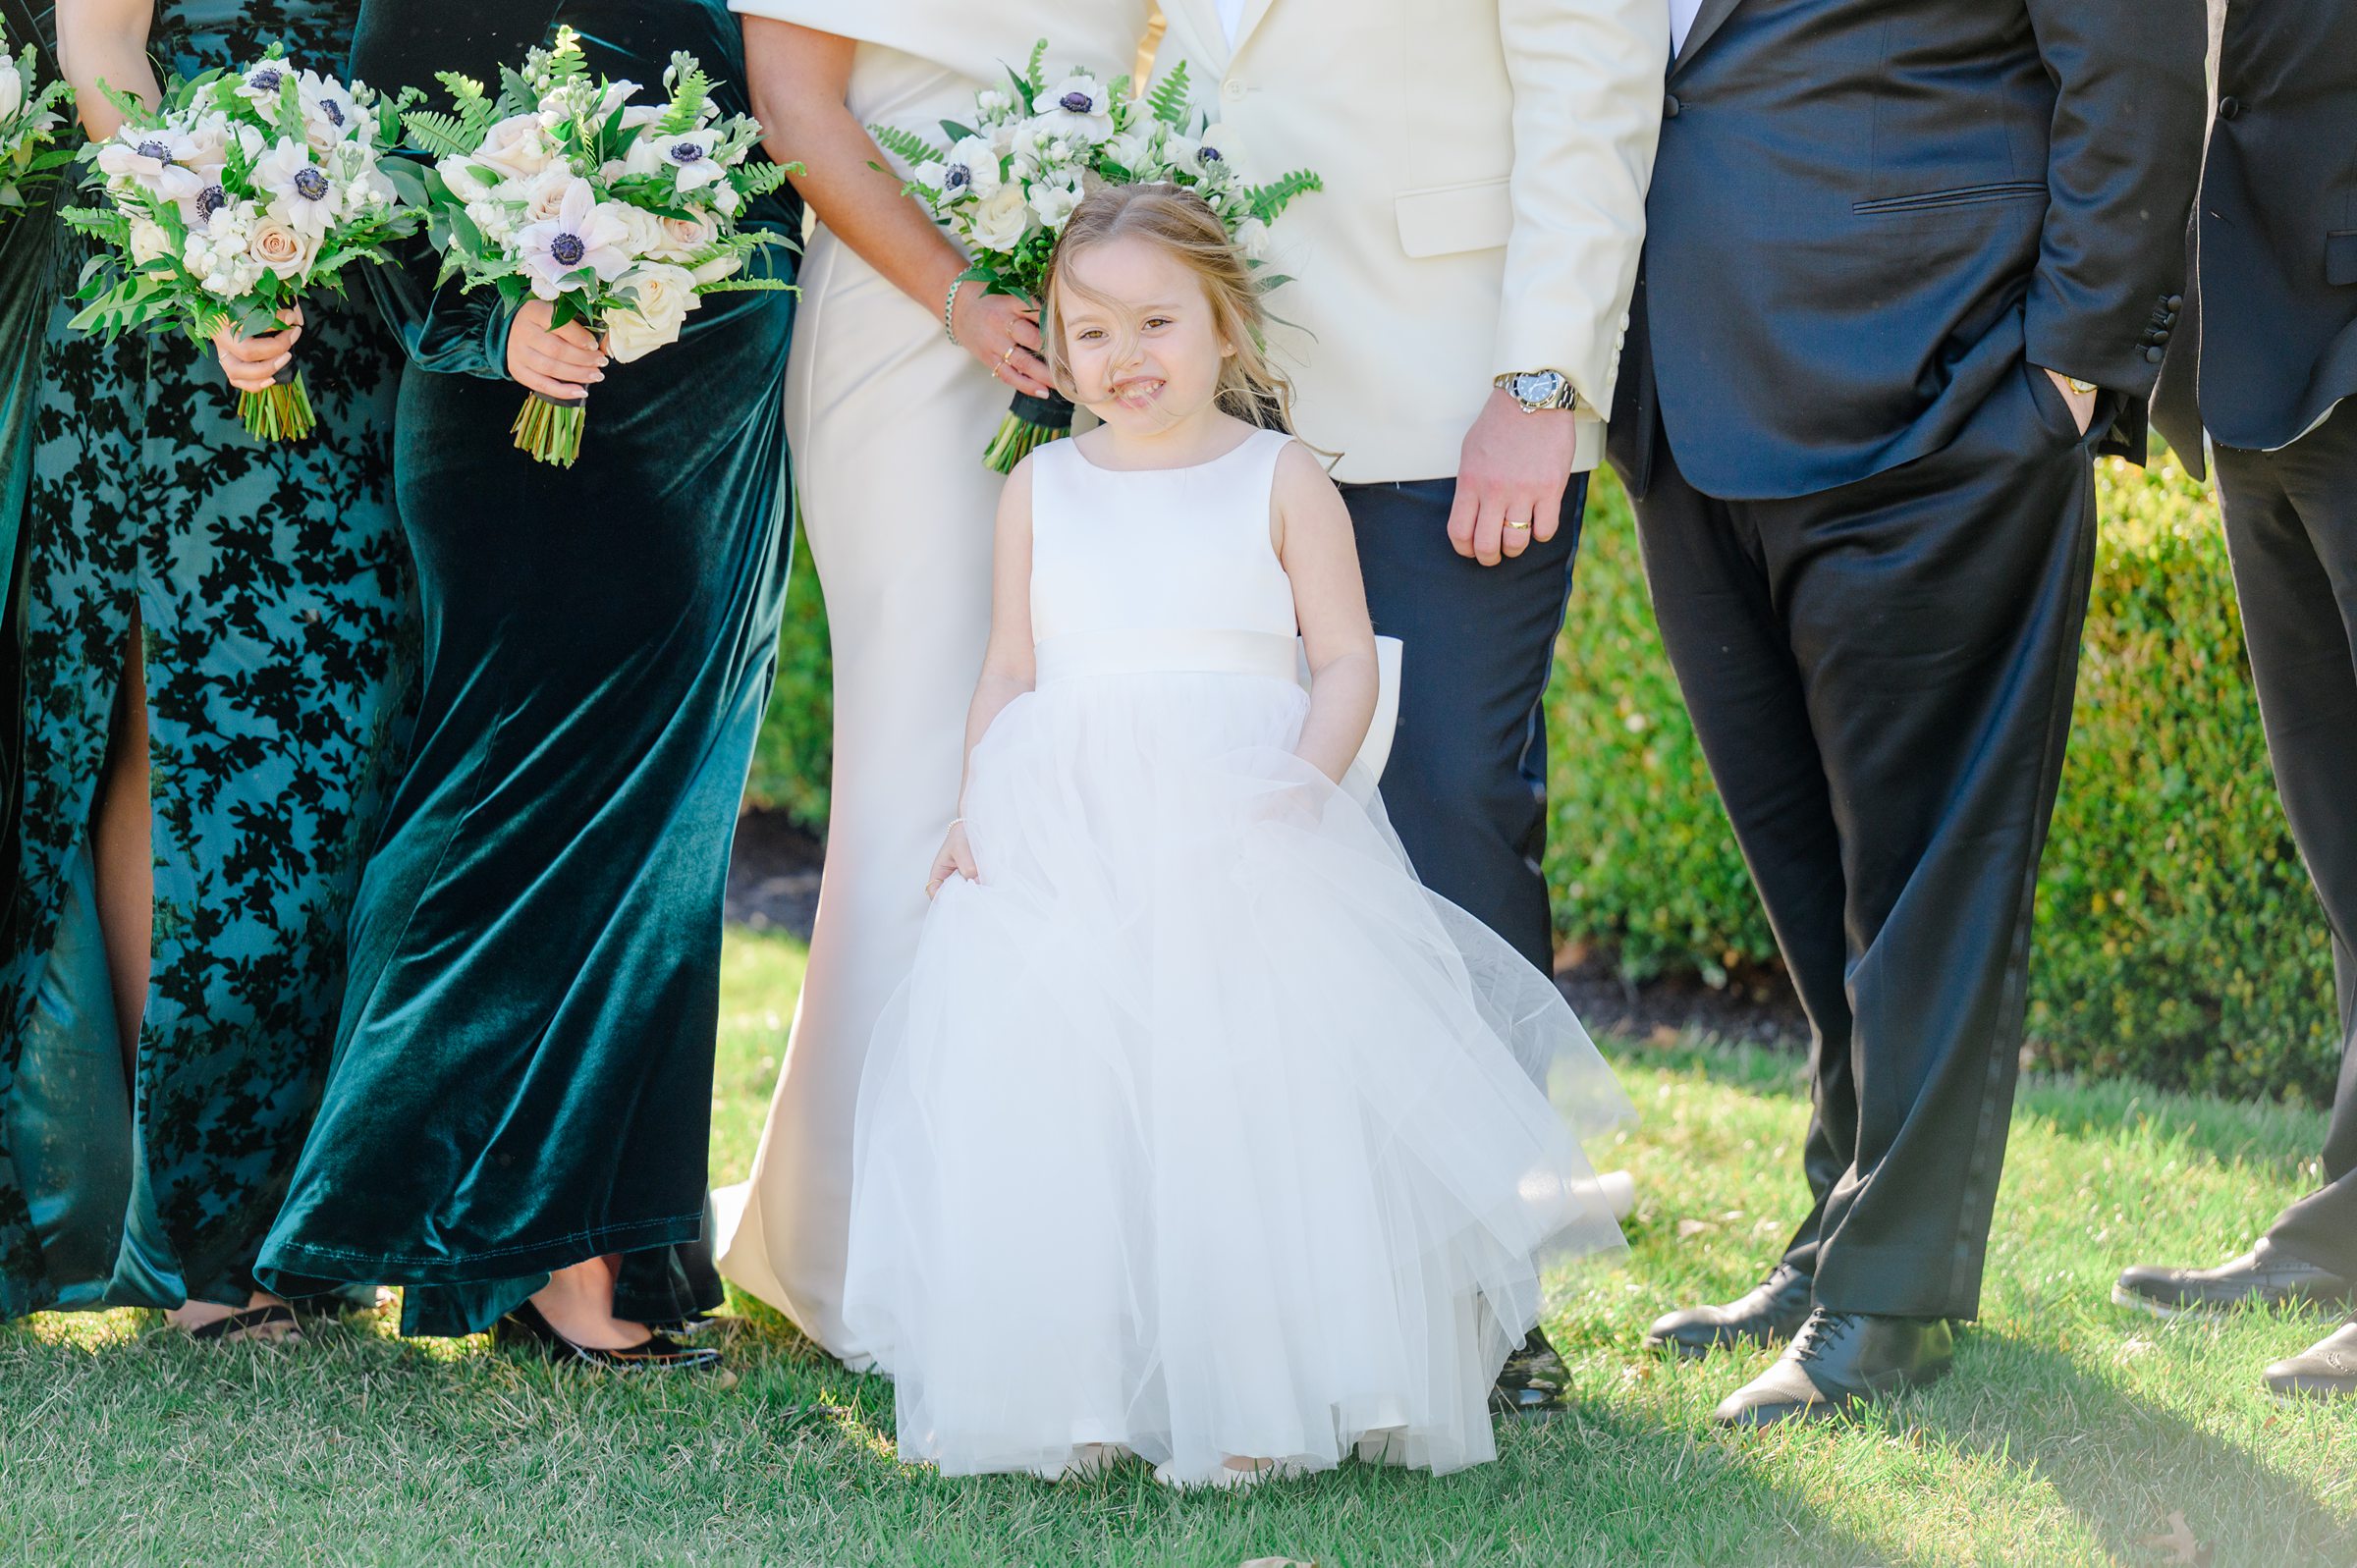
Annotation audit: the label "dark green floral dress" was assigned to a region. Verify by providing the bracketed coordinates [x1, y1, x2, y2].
[0, 0, 417, 1319]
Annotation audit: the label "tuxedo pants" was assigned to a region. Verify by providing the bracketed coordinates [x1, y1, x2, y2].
[1634, 361, 2099, 1320]
[2214, 404, 2357, 1280]
[1343, 475, 1588, 977]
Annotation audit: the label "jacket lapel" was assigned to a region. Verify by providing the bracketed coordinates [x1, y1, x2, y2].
[1231, 0, 1280, 60]
[1673, 0, 1745, 74]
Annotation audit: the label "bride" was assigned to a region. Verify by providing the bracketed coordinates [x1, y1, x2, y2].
[718, 0, 1152, 1358]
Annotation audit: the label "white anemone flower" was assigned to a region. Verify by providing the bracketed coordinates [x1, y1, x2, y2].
[625, 126, 724, 191]
[516, 177, 636, 298]
[95, 125, 204, 207]
[250, 137, 346, 237]
[1038, 74, 1115, 144]
[941, 135, 1002, 201]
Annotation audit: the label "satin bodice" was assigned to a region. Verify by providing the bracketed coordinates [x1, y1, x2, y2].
[1028, 430, 1299, 681]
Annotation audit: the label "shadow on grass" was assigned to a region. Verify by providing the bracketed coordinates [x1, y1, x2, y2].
[1900, 1331, 2356, 1568]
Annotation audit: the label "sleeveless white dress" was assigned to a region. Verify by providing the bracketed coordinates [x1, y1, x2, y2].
[840, 432, 1634, 1486]
[712, 9, 1148, 1358]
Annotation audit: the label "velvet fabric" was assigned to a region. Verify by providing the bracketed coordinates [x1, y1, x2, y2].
[0, 0, 53, 946]
[255, 0, 798, 1335]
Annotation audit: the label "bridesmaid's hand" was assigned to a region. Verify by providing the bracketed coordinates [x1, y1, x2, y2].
[954, 286, 1054, 399]
[507, 298, 608, 403]
[925, 820, 979, 898]
[212, 306, 303, 394]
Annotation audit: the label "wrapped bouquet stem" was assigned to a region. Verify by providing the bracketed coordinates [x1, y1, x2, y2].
[404, 27, 797, 467]
[878, 46, 1320, 473]
[63, 48, 423, 442]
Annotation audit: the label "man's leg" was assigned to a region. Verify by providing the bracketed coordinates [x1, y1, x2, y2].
[2232, 409, 2357, 1283]
[1632, 424, 1854, 1355]
[1342, 476, 1585, 977]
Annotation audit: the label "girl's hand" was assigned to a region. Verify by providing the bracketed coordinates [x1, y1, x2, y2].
[507, 298, 608, 402]
[953, 286, 1053, 399]
[925, 820, 979, 898]
[211, 305, 303, 394]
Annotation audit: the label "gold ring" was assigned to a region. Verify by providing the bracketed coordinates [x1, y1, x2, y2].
[999, 345, 1016, 366]
[1505, 518, 1533, 531]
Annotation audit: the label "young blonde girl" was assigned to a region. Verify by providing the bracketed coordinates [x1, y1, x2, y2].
[839, 185, 1631, 1487]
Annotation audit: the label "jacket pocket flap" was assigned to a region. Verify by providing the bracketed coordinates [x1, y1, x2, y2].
[1396, 180, 1512, 259]
[2329, 231, 2357, 288]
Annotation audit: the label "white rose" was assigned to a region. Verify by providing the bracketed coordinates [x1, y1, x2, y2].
[473, 113, 555, 182]
[965, 183, 1031, 251]
[650, 209, 721, 262]
[712, 182, 741, 216]
[518, 165, 576, 223]
[0, 59, 24, 123]
[616, 201, 669, 258]
[1234, 216, 1272, 262]
[690, 252, 741, 286]
[128, 217, 173, 265]
[247, 214, 322, 279]
[604, 262, 700, 362]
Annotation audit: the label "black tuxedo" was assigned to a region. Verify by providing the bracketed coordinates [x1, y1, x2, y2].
[1612, 0, 2207, 1319]
[1616, 0, 2201, 502]
[2153, 1, 2357, 1281]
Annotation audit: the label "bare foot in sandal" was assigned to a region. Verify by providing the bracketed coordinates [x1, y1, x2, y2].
[172, 1291, 301, 1344]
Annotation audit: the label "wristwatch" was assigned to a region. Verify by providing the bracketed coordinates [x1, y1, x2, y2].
[1495, 369, 1580, 414]
[2062, 374, 2100, 398]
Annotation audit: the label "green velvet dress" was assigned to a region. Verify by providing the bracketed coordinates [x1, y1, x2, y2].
[255, 0, 798, 1336]
[0, 0, 418, 1321]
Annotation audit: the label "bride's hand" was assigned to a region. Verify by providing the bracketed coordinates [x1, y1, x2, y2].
[211, 306, 303, 394]
[953, 286, 1054, 399]
[507, 298, 608, 403]
[925, 820, 980, 898]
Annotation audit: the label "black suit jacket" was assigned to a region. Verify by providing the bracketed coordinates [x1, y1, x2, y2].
[2153, 1, 2357, 475]
[1611, 0, 2209, 503]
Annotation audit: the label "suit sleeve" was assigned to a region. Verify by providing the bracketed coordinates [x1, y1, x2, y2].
[1493, 0, 1669, 414]
[2021, 0, 2208, 400]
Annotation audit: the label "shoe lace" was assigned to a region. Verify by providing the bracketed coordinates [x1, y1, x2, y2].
[1789, 1309, 1861, 1366]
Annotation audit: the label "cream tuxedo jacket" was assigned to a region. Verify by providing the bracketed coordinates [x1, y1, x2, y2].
[1155, 0, 1668, 481]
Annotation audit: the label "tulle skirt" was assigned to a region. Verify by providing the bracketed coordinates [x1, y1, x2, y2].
[841, 658, 1633, 1485]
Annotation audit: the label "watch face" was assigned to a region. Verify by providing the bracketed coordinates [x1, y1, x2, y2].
[1514, 371, 1567, 406]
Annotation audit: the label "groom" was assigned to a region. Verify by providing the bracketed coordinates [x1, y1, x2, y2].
[1151, 0, 1667, 1412]
[1612, 0, 2205, 1424]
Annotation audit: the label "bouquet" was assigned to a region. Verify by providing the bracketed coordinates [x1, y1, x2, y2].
[404, 27, 795, 467]
[877, 47, 1320, 472]
[0, 24, 74, 223]
[62, 48, 421, 441]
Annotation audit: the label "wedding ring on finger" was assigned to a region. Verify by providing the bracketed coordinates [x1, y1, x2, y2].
[1504, 517, 1533, 532]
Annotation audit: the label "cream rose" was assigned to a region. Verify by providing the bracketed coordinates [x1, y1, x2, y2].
[604, 263, 699, 362]
[246, 215, 321, 279]
[518, 165, 575, 223]
[128, 216, 173, 266]
[0, 59, 25, 123]
[650, 209, 720, 263]
[472, 113, 555, 182]
[966, 183, 1031, 251]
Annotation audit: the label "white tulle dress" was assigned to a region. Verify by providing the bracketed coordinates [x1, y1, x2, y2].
[841, 429, 1634, 1486]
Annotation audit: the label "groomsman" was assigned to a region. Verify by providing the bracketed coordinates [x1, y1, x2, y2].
[1150, 0, 1668, 1412]
[1612, 0, 2206, 1423]
[2126, 0, 2357, 1402]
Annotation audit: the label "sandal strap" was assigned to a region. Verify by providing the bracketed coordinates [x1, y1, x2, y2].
[187, 1304, 301, 1343]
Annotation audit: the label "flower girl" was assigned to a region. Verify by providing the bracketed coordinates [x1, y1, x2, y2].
[840, 185, 1633, 1487]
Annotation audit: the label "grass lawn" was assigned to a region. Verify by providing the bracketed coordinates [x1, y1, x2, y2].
[2, 926, 2352, 1566]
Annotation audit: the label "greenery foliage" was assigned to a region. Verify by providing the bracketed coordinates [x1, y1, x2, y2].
[751, 455, 2343, 1103]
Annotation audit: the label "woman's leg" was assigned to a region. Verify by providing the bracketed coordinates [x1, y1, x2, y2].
[530, 1256, 650, 1350]
[88, 617, 149, 1072]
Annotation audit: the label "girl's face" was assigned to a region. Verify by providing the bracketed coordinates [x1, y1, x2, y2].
[1055, 234, 1236, 438]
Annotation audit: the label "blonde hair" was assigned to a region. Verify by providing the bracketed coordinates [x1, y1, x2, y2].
[1041, 183, 1295, 432]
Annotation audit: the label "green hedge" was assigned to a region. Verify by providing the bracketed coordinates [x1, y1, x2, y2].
[752, 453, 2343, 1105]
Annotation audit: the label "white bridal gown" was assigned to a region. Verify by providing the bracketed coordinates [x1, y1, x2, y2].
[842, 431, 1635, 1485]
[715, 2, 1151, 1360]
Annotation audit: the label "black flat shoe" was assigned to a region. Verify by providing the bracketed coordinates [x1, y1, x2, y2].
[492, 1300, 722, 1372]
[186, 1304, 301, 1344]
[1645, 1264, 1814, 1359]
[1490, 1327, 1569, 1419]
[2264, 1319, 2357, 1401]
[1712, 1309, 1952, 1429]
[2112, 1239, 2355, 1320]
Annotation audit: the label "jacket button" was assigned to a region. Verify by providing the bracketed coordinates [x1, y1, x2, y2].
[1665, 93, 1682, 119]
[2166, 295, 2184, 310]
[1224, 79, 1247, 102]
[2218, 95, 2243, 120]
[2145, 346, 2165, 363]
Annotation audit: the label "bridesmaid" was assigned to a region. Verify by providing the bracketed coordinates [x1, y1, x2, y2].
[712, 1, 1149, 1361]
[255, 0, 800, 1365]
[0, 0, 415, 1338]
